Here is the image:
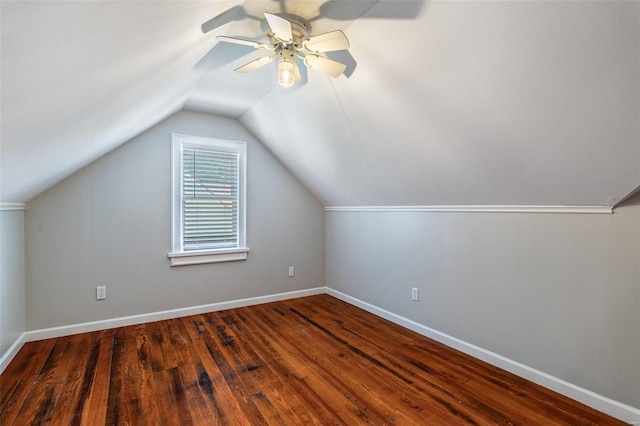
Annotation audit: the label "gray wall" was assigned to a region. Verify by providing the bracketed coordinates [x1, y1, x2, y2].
[25, 111, 325, 329]
[326, 199, 640, 408]
[0, 210, 26, 357]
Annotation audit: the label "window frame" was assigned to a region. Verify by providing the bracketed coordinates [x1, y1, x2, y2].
[168, 133, 249, 266]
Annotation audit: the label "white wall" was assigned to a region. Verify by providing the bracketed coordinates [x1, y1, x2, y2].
[25, 111, 325, 329]
[0, 209, 26, 357]
[326, 198, 640, 408]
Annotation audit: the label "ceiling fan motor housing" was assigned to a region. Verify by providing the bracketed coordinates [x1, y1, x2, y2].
[264, 13, 311, 48]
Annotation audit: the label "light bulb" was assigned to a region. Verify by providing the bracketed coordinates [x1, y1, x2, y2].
[278, 50, 298, 88]
[278, 62, 295, 88]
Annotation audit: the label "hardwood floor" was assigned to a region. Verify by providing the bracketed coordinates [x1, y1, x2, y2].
[1, 294, 625, 425]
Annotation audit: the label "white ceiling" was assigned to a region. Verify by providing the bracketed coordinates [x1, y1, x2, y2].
[2, 0, 639, 206]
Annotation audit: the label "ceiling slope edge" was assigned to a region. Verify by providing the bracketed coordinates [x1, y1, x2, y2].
[235, 116, 327, 208]
[612, 184, 640, 209]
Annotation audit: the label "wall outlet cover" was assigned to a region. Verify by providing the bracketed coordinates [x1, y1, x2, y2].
[96, 286, 106, 300]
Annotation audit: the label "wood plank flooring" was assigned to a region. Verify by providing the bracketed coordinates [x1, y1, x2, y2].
[0, 294, 626, 425]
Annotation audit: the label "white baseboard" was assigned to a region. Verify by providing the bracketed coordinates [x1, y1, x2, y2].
[0, 287, 324, 374]
[23, 287, 326, 343]
[2, 286, 638, 424]
[326, 287, 640, 425]
[0, 332, 28, 374]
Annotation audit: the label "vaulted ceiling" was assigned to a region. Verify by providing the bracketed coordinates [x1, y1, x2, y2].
[2, 1, 639, 206]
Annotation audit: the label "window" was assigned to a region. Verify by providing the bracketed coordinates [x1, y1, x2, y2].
[168, 134, 248, 266]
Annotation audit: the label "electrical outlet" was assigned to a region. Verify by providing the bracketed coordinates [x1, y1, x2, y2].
[411, 287, 419, 301]
[96, 286, 106, 300]
[288, 266, 295, 277]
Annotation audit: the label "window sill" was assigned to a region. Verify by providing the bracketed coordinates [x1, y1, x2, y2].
[168, 248, 250, 266]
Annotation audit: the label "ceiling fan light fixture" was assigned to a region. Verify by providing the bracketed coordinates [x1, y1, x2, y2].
[210, 12, 349, 88]
[278, 50, 298, 88]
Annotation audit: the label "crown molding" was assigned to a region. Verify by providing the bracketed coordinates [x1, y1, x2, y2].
[325, 205, 613, 214]
[0, 203, 26, 211]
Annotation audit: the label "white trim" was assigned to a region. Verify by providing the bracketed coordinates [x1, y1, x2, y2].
[0, 203, 26, 211]
[170, 134, 247, 256]
[0, 333, 27, 374]
[168, 247, 250, 258]
[21, 287, 325, 343]
[326, 288, 640, 425]
[168, 247, 250, 266]
[325, 205, 613, 214]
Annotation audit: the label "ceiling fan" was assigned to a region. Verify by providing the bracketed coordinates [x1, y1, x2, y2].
[203, 12, 351, 88]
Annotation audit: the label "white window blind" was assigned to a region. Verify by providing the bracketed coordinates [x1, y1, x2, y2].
[182, 148, 238, 251]
[169, 134, 248, 266]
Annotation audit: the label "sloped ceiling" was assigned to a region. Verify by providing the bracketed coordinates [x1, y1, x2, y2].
[2, 1, 639, 206]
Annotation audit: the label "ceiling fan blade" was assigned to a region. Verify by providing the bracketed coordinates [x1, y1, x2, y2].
[304, 30, 350, 53]
[201, 6, 244, 34]
[264, 13, 293, 43]
[234, 55, 275, 73]
[316, 0, 378, 21]
[216, 35, 268, 50]
[304, 55, 347, 78]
